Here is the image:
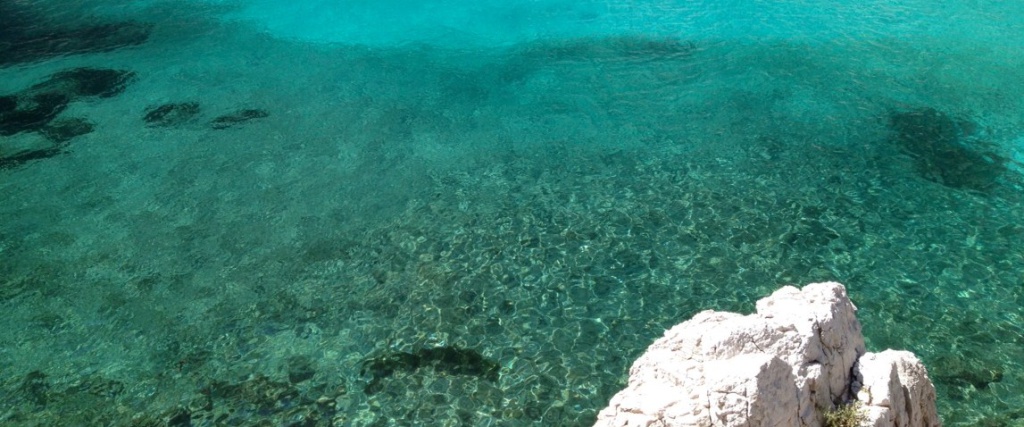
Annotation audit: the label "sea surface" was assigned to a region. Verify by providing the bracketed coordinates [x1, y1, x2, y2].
[1, 0, 1023, 425]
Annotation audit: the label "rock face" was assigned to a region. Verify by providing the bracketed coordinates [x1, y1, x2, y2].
[855, 351, 941, 427]
[594, 282, 940, 427]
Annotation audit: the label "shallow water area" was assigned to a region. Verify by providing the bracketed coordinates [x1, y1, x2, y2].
[2, 0, 1024, 426]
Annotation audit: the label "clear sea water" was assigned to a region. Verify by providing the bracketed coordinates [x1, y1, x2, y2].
[1, 0, 1023, 425]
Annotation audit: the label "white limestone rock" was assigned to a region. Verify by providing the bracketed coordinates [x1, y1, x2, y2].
[855, 350, 940, 427]
[593, 282, 940, 427]
[706, 354, 799, 427]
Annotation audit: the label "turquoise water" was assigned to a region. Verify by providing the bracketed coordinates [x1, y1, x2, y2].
[1, 0, 1023, 425]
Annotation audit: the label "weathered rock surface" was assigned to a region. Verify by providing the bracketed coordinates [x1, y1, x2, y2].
[594, 282, 940, 427]
[855, 350, 940, 427]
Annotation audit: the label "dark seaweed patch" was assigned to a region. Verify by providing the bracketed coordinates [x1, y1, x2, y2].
[500, 35, 698, 82]
[18, 371, 50, 407]
[0, 95, 16, 112]
[205, 374, 301, 413]
[932, 353, 1004, 391]
[888, 108, 1008, 193]
[521, 35, 696, 64]
[31, 68, 136, 99]
[0, 143, 68, 170]
[1, 68, 132, 168]
[360, 346, 500, 395]
[0, 1, 149, 66]
[0, 0, 36, 38]
[561, 35, 696, 61]
[144, 102, 201, 127]
[0, 93, 70, 136]
[0, 21, 151, 67]
[0, 68, 132, 137]
[210, 109, 269, 129]
[39, 118, 94, 143]
[286, 355, 316, 384]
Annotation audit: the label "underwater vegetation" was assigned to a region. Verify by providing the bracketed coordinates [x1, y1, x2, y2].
[498, 35, 698, 83]
[360, 346, 501, 395]
[31, 68, 136, 99]
[931, 353, 1004, 392]
[0, 0, 150, 67]
[3, 368, 343, 427]
[1, 67, 134, 138]
[143, 102, 202, 127]
[521, 35, 697, 63]
[887, 107, 1011, 193]
[0, 119, 94, 169]
[0, 68, 134, 168]
[38, 118, 94, 144]
[210, 109, 270, 130]
[143, 103, 270, 129]
[0, 93, 69, 137]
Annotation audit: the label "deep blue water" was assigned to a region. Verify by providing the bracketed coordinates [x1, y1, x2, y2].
[1, 0, 1023, 425]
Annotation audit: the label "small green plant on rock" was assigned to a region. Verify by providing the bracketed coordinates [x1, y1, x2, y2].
[824, 402, 867, 427]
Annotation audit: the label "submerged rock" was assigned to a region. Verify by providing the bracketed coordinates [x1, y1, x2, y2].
[594, 282, 940, 427]
[856, 350, 940, 427]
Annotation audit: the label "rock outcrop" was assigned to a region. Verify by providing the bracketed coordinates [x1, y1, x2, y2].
[854, 350, 940, 427]
[594, 282, 940, 427]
